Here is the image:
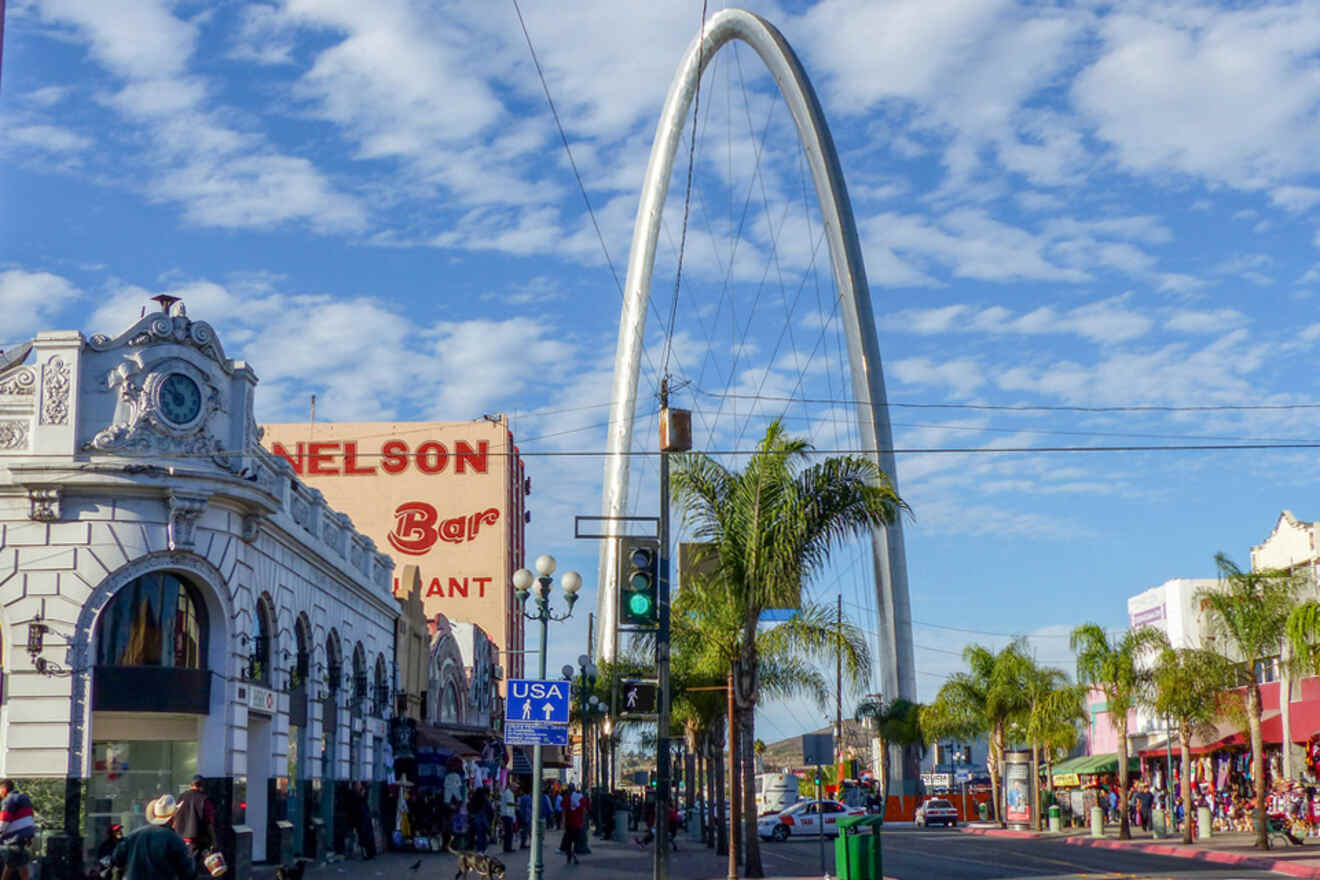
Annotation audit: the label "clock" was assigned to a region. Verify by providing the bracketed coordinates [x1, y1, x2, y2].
[158, 373, 202, 426]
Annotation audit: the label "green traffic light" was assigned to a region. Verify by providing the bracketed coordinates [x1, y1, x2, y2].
[629, 593, 652, 615]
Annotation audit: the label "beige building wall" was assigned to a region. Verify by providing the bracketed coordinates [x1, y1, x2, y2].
[262, 419, 527, 683]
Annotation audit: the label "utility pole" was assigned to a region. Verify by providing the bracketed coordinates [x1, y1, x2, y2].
[836, 594, 843, 754]
[655, 378, 674, 880]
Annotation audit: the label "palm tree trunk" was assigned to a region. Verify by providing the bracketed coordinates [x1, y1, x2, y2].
[1031, 742, 1042, 831]
[741, 705, 764, 877]
[715, 726, 728, 857]
[727, 687, 740, 878]
[1117, 713, 1131, 840]
[878, 735, 889, 816]
[1179, 721, 1193, 845]
[1249, 684, 1268, 850]
[989, 724, 1004, 825]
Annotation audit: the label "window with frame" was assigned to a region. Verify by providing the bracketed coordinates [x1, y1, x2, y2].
[95, 572, 206, 669]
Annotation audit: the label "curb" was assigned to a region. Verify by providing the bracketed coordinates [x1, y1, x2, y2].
[959, 826, 1049, 839]
[1064, 836, 1320, 878]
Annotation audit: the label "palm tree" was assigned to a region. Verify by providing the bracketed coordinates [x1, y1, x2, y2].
[854, 697, 922, 812]
[920, 640, 1034, 824]
[1149, 643, 1234, 844]
[1071, 623, 1165, 840]
[671, 420, 903, 877]
[1200, 553, 1302, 850]
[1022, 664, 1085, 830]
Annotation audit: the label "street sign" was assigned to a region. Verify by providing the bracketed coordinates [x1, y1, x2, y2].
[956, 769, 973, 784]
[802, 732, 834, 766]
[504, 721, 569, 746]
[506, 679, 571, 724]
[619, 679, 658, 715]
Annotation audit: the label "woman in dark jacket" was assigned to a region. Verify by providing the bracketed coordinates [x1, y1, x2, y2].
[468, 786, 491, 853]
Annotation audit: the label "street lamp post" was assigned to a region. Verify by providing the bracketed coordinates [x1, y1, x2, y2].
[514, 554, 582, 880]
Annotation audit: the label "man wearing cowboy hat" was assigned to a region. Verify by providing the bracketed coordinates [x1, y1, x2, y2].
[110, 795, 194, 880]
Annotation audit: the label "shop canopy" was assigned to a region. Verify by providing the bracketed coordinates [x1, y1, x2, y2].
[1138, 711, 1284, 758]
[415, 726, 482, 757]
[1048, 753, 1141, 776]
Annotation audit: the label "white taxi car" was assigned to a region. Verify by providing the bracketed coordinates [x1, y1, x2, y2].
[757, 799, 865, 841]
[914, 797, 959, 828]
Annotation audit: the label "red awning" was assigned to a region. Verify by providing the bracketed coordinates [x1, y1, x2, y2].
[1139, 711, 1283, 757]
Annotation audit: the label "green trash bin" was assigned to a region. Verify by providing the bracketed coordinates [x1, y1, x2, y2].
[835, 815, 884, 880]
[977, 801, 988, 821]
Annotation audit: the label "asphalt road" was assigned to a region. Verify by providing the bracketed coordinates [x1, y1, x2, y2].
[754, 826, 1281, 879]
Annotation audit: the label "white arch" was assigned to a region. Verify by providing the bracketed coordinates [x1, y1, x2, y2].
[597, 9, 916, 715]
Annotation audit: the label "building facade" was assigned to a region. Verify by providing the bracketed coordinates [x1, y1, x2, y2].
[0, 301, 398, 878]
[261, 420, 528, 684]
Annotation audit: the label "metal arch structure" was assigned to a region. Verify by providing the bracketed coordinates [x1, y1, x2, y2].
[597, 6, 917, 769]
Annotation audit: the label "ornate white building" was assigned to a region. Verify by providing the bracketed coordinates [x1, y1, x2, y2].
[0, 299, 398, 878]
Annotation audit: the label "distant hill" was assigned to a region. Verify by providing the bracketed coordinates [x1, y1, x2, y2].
[758, 719, 873, 773]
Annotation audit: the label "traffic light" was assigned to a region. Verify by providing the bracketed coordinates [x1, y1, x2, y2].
[619, 679, 658, 715]
[617, 536, 660, 629]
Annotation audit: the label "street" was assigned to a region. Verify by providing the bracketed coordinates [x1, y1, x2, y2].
[759, 827, 1281, 879]
[254, 827, 1288, 880]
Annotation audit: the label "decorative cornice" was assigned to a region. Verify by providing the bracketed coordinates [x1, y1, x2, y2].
[87, 308, 230, 372]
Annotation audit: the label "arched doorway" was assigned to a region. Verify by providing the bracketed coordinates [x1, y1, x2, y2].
[247, 594, 278, 863]
[87, 570, 211, 846]
[350, 644, 366, 780]
[321, 630, 342, 853]
[288, 614, 312, 858]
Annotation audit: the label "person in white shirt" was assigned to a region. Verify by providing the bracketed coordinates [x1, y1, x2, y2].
[500, 782, 518, 853]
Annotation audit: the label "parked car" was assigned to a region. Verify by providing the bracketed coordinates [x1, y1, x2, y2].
[757, 799, 865, 841]
[914, 798, 958, 828]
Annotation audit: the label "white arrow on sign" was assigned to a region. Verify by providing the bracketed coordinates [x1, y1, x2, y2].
[542, 703, 554, 720]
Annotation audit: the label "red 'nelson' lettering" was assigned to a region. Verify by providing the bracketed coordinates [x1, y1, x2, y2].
[267, 438, 494, 476]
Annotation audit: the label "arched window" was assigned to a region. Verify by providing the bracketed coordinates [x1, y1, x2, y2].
[325, 630, 342, 693]
[292, 615, 311, 690]
[440, 682, 460, 724]
[96, 572, 206, 668]
[373, 655, 388, 717]
[250, 594, 275, 685]
[351, 644, 366, 715]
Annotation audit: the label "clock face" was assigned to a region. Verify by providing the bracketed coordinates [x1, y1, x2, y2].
[158, 373, 202, 425]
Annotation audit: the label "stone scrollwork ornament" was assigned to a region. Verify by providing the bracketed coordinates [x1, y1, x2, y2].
[168, 492, 209, 551]
[28, 488, 62, 522]
[0, 367, 36, 396]
[0, 420, 29, 449]
[40, 357, 70, 425]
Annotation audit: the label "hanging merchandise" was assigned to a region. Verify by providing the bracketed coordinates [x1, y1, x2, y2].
[1306, 734, 1320, 779]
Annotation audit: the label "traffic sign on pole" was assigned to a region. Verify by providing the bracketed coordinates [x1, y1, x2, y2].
[504, 722, 570, 747]
[506, 679, 571, 725]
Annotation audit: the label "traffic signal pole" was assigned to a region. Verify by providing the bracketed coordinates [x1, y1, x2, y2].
[655, 380, 674, 880]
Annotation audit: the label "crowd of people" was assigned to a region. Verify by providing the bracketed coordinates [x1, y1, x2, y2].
[1084, 774, 1320, 838]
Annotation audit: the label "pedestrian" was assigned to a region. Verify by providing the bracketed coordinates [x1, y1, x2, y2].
[561, 784, 586, 865]
[553, 790, 564, 830]
[469, 786, 491, 853]
[95, 824, 124, 862]
[111, 795, 194, 880]
[354, 782, 377, 860]
[1137, 784, 1154, 832]
[0, 779, 37, 880]
[442, 758, 465, 850]
[500, 781, 518, 853]
[517, 787, 533, 849]
[667, 803, 681, 852]
[1106, 787, 1118, 825]
[171, 775, 217, 875]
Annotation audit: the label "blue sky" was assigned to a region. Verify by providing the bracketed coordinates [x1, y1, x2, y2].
[6, 0, 1320, 747]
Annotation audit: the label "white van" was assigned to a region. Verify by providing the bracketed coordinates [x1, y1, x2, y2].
[755, 772, 800, 815]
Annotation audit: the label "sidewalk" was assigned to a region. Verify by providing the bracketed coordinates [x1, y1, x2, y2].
[962, 822, 1320, 877]
[249, 835, 820, 880]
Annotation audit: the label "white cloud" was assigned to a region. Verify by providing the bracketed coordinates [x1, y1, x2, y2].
[891, 357, 986, 396]
[2, 124, 91, 153]
[1072, 6, 1320, 190]
[1166, 308, 1246, 335]
[0, 269, 83, 340]
[1271, 186, 1320, 213]
[886, 296, 1151, 344]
